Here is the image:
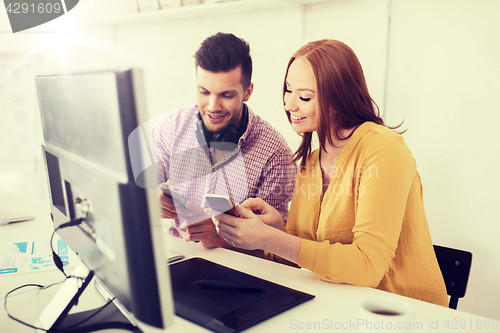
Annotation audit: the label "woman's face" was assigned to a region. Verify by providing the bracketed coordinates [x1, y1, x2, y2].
[284, 57, 318, 133]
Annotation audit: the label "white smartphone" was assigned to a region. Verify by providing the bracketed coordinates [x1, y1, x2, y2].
[160, 184, 187, 208]
[204, 194, 239, 217]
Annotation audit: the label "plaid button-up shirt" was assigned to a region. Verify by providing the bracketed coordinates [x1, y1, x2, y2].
[152, 104, 297, 238]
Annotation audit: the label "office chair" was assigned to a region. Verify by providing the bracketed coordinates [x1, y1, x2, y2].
[433, 245, 472, 309]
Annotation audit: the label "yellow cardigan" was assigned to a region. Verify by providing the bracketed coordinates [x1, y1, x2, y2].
[286, 122, 448, 306]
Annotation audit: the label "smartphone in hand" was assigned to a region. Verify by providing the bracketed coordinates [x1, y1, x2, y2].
[204, 194, 239, 217]
[160, 185, 187, 209]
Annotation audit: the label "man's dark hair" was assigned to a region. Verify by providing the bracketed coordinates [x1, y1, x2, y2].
[195, 32, 252, 89]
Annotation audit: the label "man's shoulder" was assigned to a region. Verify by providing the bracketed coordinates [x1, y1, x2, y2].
[156, 104, 197, 133]
[152, 105, 198, 147]
[246, 109, 290, 152]
[163, 104, 197, 123]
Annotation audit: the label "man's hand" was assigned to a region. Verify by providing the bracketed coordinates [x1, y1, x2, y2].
[158, 183, 193, 220]
[183, 202, 227, 248]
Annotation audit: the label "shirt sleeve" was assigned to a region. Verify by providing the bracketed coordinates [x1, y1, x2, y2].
[254, 147, 297, 224]
[297, 132, 417, 287]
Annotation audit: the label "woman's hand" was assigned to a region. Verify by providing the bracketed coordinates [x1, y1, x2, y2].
[239, 198, 286, 231]
[209, 203, 301, 264]
[209, 205, 271, 251]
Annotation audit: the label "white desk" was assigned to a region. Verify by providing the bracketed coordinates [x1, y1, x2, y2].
[1, 190, 498, 332]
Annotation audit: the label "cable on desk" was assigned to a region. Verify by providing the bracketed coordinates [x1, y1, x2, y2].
[4, 217, 138, 332]
[3, 275, 92, 331]
[50, 217, 86, 278]
[4, 280, 116, 331]
[2, 217, 98, 331]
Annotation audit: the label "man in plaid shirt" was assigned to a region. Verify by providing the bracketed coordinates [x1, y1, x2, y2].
[153, 33, 296, 249]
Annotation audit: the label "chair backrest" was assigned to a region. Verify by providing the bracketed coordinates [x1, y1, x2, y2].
[433, 245, 472, 309]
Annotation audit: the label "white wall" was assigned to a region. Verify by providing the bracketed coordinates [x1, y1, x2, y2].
[384, 0, 500, 319]
[0, 9, 45, 199]
[110, 0, 389, 153]
[0, 0, 116, 200]
[1, 0, 499, 320]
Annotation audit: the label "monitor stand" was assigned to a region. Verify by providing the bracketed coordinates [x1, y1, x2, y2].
[50, 302, 141, 333]
[35, 261, 141, 333]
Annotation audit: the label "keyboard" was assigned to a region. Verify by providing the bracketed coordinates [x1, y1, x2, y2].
[0, 209, 35, 226]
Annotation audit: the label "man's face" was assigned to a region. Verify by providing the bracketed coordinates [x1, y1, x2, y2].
[196, 65, 253, 134]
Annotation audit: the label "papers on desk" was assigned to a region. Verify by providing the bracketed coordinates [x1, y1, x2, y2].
[0, 239, 77, 275]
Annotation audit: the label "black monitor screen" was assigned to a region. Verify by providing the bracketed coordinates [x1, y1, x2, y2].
[35, 69, 173, 331]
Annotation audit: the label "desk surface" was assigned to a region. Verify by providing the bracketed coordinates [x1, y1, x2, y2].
[1, 190, 498, 333]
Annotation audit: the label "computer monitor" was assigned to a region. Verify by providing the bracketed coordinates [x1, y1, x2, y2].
[35, 68, 173, 332]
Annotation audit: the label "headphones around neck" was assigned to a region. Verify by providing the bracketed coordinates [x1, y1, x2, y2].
[195, 104, 249, 151]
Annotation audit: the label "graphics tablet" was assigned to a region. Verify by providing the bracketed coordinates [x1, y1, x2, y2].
[169, 257, 314, 333]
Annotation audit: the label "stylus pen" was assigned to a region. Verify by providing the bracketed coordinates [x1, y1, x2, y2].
[195, 280, 265, 291]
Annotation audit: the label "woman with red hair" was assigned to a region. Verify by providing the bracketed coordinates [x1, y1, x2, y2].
[211, 40, 448, 306]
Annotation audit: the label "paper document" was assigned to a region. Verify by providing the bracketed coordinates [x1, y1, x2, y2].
[0, 239, 77, 275]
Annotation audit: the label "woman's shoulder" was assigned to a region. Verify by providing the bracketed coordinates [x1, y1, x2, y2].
[349, 122, 415, 167]
[355, 122, 407, 150]
[357, 121, 400, 138]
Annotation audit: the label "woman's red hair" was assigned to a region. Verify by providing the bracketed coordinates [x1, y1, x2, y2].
[283, 40, 401, 168]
